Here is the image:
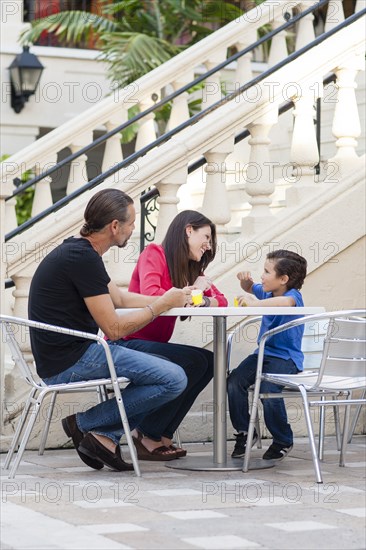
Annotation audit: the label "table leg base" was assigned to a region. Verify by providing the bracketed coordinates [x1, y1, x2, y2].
[165, 456, 275, 472]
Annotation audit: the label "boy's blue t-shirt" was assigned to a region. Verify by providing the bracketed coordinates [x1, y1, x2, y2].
[252, 284, 304, 371]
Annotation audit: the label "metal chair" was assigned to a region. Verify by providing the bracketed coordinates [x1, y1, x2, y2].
[242, 310, 366, 483]
[226, 315, 341, 456]
[0, 314, 141, 479]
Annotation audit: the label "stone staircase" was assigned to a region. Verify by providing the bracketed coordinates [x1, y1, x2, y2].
[1, 0, 365, 446]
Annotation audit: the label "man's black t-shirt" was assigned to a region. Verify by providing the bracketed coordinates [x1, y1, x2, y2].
[28, 237, 110, 378]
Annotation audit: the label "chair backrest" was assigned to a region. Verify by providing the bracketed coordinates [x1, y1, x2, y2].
[317, 315, 366, 386]
[1, 320, 39, 388]
[301, 319, 328, 370]
[0, 319, 39, 387]
[228, 316, 328, 373]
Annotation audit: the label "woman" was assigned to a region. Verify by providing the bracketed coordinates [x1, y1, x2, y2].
[119, 210, 228, 460]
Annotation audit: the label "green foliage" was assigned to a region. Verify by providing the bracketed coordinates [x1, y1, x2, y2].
[1, 155, 35, 226]
[20, 0, 243, 87]
[14, 186, 35, 226]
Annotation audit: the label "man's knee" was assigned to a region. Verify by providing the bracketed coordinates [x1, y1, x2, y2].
[169, 364, 188, 395]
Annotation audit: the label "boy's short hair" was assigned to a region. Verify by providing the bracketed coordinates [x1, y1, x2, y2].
[267, 250, 307, 290]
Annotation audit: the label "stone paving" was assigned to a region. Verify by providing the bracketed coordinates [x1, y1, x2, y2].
[1, 436, 365, 550]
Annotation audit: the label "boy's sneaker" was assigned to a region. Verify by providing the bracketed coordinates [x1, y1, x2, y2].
[231, 430, 258, 458]
[262, 442, 293, 461]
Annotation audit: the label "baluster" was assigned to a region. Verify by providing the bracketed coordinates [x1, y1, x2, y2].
[235, 35, 255, 85]
[167, 74, 194, 132]
[223, 36, 256, 223]
[241, 108, 278, 235]
[324, 0, 345, 33]
[286, 91, 320, 205]
[5, 195, 18, 234]
[268, 17, 288, 67]
[154, 166, 187, 243]
[67, 132, 92, 194]
[295, 1, 316, 50]
[102, 113, 126, 172]
[135, 97, 158, 152]
[202, 51, 227, 110]
[202, 136, 235, 235]
[328, 55, 364, 177]
[31, 156, 56, 217]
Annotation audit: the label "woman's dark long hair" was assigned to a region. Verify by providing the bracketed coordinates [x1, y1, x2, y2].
[162, 210, 217, 288]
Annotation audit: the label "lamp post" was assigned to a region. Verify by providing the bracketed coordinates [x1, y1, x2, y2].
[8, 46, 44, 114]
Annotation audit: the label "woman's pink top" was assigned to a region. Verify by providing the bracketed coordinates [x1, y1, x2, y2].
[124, 243, 228, 343]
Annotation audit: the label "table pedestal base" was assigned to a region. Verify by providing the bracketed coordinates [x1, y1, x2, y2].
[166, 456, 275, 472]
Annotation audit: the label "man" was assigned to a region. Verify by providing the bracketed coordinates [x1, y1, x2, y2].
[28, 188, 190, 471]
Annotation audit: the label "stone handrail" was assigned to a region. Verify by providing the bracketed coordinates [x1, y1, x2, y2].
[5, 12, 365, 277]
[0, 1, 318, 195]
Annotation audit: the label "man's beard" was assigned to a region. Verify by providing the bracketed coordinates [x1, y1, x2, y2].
[117, 235, 131, 248]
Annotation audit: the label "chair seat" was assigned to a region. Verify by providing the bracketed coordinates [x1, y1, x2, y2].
[243, 310, 366, 484]
[263, 372, 366, 392]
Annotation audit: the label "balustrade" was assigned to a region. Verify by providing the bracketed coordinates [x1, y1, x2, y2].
[325, 0, 345, 32]
[286, 90, 320, 204]
[135, 98, 158, 151]
[102, 115, 125, 172]
[31, 155, 57, 216]
[166, 75, 194, 132]
[241, 107, 278, 235]
[155, 167, 187, 243]
[268, 17, 289, 67]
[202, 137, 235, 235]
[202, 52, 227, 109]
[295, 1, 316, 50]
[328, 54, 364, 177]
[67, 133, 93, 194]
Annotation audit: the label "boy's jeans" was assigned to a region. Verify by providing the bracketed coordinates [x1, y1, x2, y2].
[43, 341, 187, 445]
[227, 354, 298, 446]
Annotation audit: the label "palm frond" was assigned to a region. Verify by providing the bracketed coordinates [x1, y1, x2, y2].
[100, 32, 182, 86]
[20, 11, 118, 45]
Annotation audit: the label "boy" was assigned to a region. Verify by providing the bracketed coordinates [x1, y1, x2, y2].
[228, 249, 307, 460]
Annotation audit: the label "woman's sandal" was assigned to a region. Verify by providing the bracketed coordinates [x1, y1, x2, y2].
[169, 444, 187, 458]
[132, 434, 178, 461]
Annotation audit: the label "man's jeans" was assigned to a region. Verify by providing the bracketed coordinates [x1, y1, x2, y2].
[227, 354, 298, 446]
[43, 341, 187, 445]
[119, 339, 213, 440]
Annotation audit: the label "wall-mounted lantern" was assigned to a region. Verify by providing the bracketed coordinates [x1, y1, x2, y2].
[8, 46, 44, 113]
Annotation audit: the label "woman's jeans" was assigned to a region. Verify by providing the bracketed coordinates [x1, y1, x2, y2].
[118, 339, 214, 440]
[227, 354, 298, 447]
[43, 341, 187, 445]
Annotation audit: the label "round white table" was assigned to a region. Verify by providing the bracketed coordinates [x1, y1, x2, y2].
[119, 306, 325, 471]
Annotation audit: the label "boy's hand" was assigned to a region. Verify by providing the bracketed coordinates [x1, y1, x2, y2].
[237, 271, 254, 291]
[237, 291, 259, 307]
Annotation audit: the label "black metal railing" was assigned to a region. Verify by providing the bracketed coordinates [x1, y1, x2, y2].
[3, 4, 363, 247]
[138, 70, 336, 250]
[6, 0, 333, 209]
[3, 4, 363, 288]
